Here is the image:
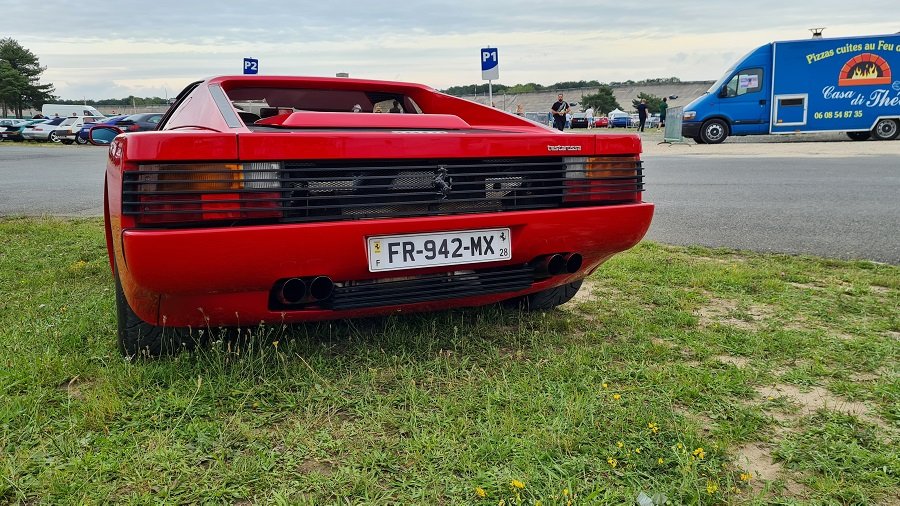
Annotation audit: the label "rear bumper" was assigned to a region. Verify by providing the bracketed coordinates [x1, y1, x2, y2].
[118, 203, 654, 326]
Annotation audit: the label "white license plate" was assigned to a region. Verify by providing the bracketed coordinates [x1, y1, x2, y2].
[367, 228, 512, 272]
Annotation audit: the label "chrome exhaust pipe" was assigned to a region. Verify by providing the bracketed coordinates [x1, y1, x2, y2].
[309, 276, 334, 301]
[564, 253, 583, 273]
[277, 278, 307, 305]
[536, 254, 567, 276]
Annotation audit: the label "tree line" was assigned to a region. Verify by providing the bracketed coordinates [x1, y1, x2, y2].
[0, 38, 54, 118]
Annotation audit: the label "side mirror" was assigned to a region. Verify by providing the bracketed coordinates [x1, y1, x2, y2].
[88, 126, 122, 145]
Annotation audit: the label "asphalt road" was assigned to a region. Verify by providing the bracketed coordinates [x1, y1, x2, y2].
[1, 144, 898, 264]
[643, 155, 899, 264]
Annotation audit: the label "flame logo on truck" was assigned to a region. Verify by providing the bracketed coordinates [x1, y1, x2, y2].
[838, 53, 891, 86]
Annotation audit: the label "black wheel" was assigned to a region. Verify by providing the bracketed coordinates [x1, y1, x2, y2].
[48, 131, 61, 143]
[872, 119, 899, 140]
[115, 275, 187, 358]
[846, 131, 871, 141]
[75, 135, 88, 145]
[699, 119, 728, 144]
[507, 280, 584, 311]
[692, 136, 705, 144]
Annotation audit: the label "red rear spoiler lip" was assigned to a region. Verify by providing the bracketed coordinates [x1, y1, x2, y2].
[255, 111, 473, 130]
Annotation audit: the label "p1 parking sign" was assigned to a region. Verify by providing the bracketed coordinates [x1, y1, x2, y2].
[243, 58, 259, 75]
[481, 48, 499, 80]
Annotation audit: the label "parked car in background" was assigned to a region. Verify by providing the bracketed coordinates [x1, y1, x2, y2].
[94, 75, 652, 357]
[0, 119, 29, 128]
[57, 116, 107, 144]
[610, 115, 631, 128]
[20, 117, 67, 142]
[114, 113, 163, 132]
[75, 115, 130, 144]
[1, 119, 47, 142]
[570, 112, 590, 129]
[593, 116, 609, 128]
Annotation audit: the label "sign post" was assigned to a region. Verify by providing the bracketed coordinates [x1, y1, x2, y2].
[480, 47, 499, 107]
[243, 57, 259, 75]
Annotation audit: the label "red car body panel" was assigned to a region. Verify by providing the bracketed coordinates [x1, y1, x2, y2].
[103, 75, 654, 331]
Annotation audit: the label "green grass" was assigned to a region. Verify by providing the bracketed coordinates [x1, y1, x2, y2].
[1, 217, 897, 505]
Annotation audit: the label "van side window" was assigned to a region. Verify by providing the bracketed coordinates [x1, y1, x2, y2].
[724, 68, 763, 97]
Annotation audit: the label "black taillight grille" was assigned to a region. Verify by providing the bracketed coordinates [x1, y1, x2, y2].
[122, 157, 643, 227]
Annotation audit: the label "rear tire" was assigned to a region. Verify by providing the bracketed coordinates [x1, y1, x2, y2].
[115, 275, 187, 358]
[846, 131, 871, 141]
[872, 119, 899, 140]
[507, 280, 584, 311]
[699, 119, 728, 144]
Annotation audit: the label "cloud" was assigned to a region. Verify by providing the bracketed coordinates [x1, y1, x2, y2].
[5, 1, 899, 99]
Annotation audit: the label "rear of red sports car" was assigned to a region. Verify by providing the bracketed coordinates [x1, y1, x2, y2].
[103, 76, 653, 357]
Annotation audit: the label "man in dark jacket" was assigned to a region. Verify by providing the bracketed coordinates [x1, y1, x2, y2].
[550, 93, 570, 131]
[636, 99, 649, 132]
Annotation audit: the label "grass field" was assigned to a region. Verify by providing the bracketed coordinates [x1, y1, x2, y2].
[0, 217, 897, 505]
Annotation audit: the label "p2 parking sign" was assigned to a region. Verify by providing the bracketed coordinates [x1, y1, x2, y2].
[243, 58, 259, 75]
[481, 48, 499, 80]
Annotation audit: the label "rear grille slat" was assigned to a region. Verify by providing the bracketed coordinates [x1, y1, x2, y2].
[123, 157, 644, 226]
[328, 266, 535, 310]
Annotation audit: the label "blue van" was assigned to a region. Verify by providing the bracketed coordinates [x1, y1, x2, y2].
[683, 33, 900, 143]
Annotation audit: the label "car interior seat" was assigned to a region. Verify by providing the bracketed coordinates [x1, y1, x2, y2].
[237, 111, 261, 124]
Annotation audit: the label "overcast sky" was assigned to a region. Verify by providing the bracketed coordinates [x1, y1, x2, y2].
[4, 1, 898, 100]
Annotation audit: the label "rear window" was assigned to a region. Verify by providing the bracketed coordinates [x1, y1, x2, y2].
[226, 86, 422, 118]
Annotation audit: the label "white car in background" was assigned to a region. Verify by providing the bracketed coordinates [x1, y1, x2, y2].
[20, 117, 67, 142]
[57, 116, 106, 145]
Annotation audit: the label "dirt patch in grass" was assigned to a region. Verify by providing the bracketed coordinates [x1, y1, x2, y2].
[733, 443, 810, 498]
[58, 376, 88, 400]
[568, 279, 598, 305]
[695, 296, 774, 331]
[756, 383, 882, 427]
[298, 459, 335, 475]
[715, 355, 751, 368]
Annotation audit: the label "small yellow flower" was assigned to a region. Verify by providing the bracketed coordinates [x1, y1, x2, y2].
[613, 394, 621, 400]
[510, 479, 525, 490]
[658, 458, 664, 464]
[563, 488, 569, 496]
[648, 422, 659, 434]
[498, 501, 505, 506]
[535, 501, 542, 506]
[676, 443, 683, 449]
[617, 441, 624, 448]
[693, 447, 705, 459]
[272, 340, 279, 349]
[602, 382, 609, 389]
[475, 487, 487, 498]
[706, 480, 718, 495]
[740, 472, 752, 482]
[634, 447, 641, 454]
[607, 457, 618, 468]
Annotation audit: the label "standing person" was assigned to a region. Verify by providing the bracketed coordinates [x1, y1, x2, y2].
[515, 103, 525, 116]
[636, 98, 649, 132]
[585, 106, 594, 129]
[550, 93, 570, 131]
[659, 97, 668, 129]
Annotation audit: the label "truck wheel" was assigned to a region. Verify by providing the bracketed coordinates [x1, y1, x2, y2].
[872, 119, 899, 140]
[846, 131, 871, 141]
[508, 280, 584, 311]
[115, 274, 187, 358]
[699, 119, 728, 144]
